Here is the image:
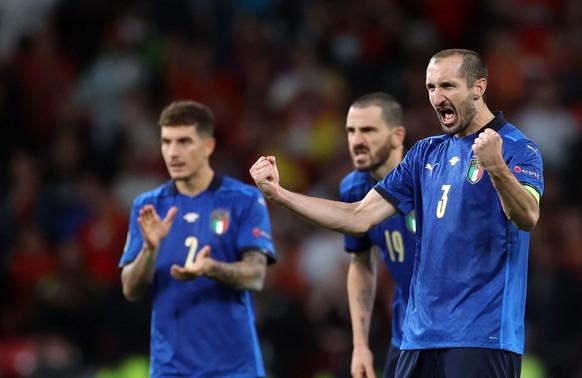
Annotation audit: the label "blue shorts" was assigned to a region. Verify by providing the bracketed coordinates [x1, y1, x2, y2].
[395, 348, 522, 378]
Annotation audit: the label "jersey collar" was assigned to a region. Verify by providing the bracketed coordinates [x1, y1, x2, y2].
[164, 173, 224, 196]
[475, 111, 507, 135]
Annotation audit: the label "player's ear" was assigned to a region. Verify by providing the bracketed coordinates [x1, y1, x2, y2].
[473, 78, 487, 100]
[205, 137, 216, 157]
[391, 126, 405, 147]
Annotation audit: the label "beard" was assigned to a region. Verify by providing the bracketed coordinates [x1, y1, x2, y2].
[353, 147, 391, 173]
[439, 96, 477, 136]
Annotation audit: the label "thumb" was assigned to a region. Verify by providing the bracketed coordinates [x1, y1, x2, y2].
[197, 245, 211, 259]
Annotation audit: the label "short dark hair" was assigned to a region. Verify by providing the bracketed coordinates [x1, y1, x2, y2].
[158, 100, 215, 138]
[430, 49, 488, 88]
[350, 92, 403, 128]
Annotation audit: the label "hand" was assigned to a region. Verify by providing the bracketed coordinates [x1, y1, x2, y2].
[249, 156, 280, 200]
[472, 128, 504, 172]
[170, 245, 212, 281]
[138, 205, 178, 250]
[351, 345, 376, 378]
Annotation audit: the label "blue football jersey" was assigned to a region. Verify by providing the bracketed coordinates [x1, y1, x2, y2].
[340, 171, 416, 348]
[374, 112, 543, 354]
[119, 174, 276, 377]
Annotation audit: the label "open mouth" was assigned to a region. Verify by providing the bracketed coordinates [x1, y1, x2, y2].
[353, 147, 370, 159]
[354, 148, 368, 156]
[437, 107, 456, 126]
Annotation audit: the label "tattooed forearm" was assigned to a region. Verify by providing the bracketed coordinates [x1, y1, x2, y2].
[359, 316, 368, 336]
[357, 289, 374, 312]
[207, 251, 267, 291]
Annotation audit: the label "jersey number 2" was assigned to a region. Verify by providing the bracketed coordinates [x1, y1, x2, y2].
[185, 236, 199, 267]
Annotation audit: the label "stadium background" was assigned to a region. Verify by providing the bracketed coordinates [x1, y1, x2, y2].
[0, 0, 581, 377]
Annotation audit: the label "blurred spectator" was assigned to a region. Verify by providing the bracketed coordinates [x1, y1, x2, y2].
[0, 1, 581, 376]
[514, 74, 579, 174]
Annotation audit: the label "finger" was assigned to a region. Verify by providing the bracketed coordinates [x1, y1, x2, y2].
[197, 245, 211, 258]
[251, 156, 266, 168]
[365, 366, 376, 378]
[170, 264, 187, 281]
[164, 206, 178, 224]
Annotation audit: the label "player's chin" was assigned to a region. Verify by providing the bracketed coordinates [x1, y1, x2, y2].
[352, 158, 370, 169]
[440, 122, 462, 136]
[354, 162, 372, 172]
[170, 173, 189, 181]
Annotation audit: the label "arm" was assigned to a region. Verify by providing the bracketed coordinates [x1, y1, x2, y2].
[348, 248, 377, 378]
[473, 129, 540, 231]
[121, 205, 178, 302]
[250, 156, 397, 235]
[170, 248, 268, 292]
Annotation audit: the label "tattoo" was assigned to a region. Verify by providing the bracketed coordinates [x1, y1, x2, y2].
[357, 289, 374, 312]
[209, 250, 267, 291]
[360, 316, 368, 336]
[144, 246, 157, 267]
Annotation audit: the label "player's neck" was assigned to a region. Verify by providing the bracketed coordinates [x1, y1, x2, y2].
[371, 147, 404, 182]
[461, 105, 495, 137]
[174, 165, 215, 196]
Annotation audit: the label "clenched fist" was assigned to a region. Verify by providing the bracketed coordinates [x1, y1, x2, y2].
[249, 156, 281, 201]
[472, 128, 504, 172]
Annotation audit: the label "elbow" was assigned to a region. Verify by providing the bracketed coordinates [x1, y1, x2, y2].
[344, 229, 367, 237]
[121, 271, 145, 302]
[247, 271, 266, 292]
[248, 280, 264, 292]
[122, 285, 143, 302]
[520, 216, 539, 232]
[242, 270, 266, 292]
[335, 215, 371, 236]
[513, 209, 540, 232]
[348, 219, 374, 237]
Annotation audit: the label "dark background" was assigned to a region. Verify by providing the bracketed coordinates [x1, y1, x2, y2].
[1, 0, 581, 377]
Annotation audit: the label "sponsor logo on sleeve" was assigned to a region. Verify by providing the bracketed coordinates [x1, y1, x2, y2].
[252, 227, 272, 240]
[513, 166, 541, 179]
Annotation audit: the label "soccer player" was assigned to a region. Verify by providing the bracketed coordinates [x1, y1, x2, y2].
[120, 100, 276, 377]
[250, 49, 543, 377]
[341, 93, 415, 378]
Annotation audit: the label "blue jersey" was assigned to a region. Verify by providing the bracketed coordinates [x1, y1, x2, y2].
[374, 112, 543, 354]
[119, 174, 276, 377]
[340, 171, 415, 348]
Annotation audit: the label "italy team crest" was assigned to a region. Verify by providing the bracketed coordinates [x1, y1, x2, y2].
[210, 209, 230, 235]
[405, 211, 416, 234]
[466, 157, 484, 183]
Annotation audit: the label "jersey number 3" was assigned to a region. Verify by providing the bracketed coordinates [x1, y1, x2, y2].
[436, 184, 451, 218]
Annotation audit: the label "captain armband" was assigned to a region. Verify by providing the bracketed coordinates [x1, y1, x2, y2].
[523, 184, 540, 205]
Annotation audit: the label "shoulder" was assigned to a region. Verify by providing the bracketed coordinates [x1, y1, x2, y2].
[500, 123, 536, 144]
[340, 171, 369, 192]
[500, 123, 542, 156]
[219, 175, 266, 202]
[408, 134, 448, 154]
[402, 135, 449, 164]
[132, 180, 175, 205]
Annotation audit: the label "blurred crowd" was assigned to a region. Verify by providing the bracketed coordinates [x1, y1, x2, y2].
[0, 0, 581, 377]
